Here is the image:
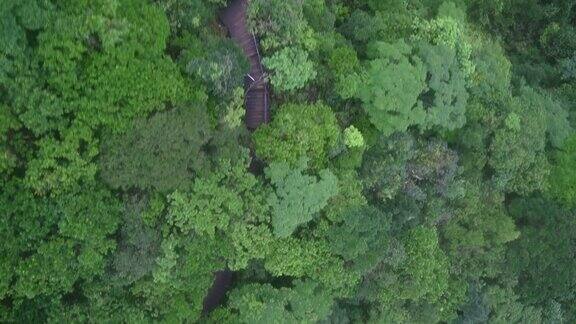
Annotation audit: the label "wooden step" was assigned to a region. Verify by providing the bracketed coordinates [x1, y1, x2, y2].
[221, 0, 269, 129]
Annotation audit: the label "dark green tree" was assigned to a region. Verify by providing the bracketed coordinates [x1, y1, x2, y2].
[247, 0, 314, 51]
[488, 88, 550, 194]
[227, 280, 335, 323]
[417, 43, 469, 131]
[327, 205, 390, 274]
[99, 106, 213, 192]
[547, 135, 576, 207]
[0, 181, 120, 304]
[506, 198, 576, 320]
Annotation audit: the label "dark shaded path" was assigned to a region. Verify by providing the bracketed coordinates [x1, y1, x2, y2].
[202, 269, 233, 314]
[220, 0, 270, 129]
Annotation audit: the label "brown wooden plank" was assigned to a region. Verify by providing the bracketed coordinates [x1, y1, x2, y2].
[219, 0, 270, 130]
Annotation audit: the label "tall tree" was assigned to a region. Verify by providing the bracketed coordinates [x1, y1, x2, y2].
[327, 205, 390, 274]
[265, 158, 338, 237]
[254, 102, 340, 169]
[506, 198, 576, 320]
[547, 135, 576, 207]
[226, 280, 335, 323]
[263, 47, 317, 92]
[353, 40, 427, 135]
[99, 105, 213, 192]
[247, 0, 315, 51]
[488, 87, 550, 194]
[417, 43, 469, 131]
[0, 181, 120, 303]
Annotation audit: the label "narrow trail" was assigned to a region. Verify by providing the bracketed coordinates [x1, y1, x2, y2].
[202, 0, 270, 314]
[220, 0, 270, 129]
[202, 269, 233, 315]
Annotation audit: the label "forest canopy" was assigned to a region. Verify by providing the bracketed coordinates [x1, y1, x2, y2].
[1, 0, 576, 323]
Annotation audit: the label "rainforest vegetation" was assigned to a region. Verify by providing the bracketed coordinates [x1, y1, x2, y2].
[1, 0, 576, 322]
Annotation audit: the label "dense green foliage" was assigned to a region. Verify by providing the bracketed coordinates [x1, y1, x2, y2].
[99, 106, 213, 191]
[266, 158, 338, 237]
[1, 0, 576, 322]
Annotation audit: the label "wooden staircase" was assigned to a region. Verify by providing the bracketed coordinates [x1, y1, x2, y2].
[220, 0, 270, 129]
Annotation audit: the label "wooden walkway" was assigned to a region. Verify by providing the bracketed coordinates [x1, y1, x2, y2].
[220, 0, 270, 129]
[202, 1, 271, 315]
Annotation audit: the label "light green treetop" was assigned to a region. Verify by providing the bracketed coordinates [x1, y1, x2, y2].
[254, 102, 340, 169]
[266, 158, 338, 237]
[355, 40, 427, 135]
[344, 126, 365, 148]
[263, 47, 317, 92]
[227, 280, 334, 324]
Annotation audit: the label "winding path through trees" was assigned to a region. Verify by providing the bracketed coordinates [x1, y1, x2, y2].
[202, 0, 270, 314]
[220, 0, 270, 129]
